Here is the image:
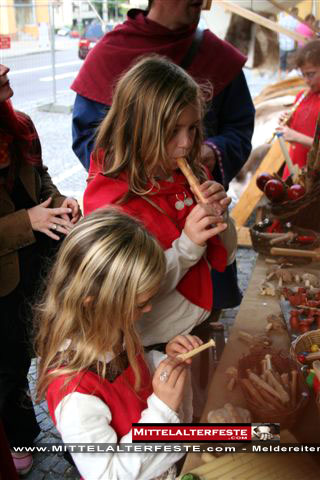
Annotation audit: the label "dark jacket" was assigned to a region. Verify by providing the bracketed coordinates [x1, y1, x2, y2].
[0, 115, 65, 297]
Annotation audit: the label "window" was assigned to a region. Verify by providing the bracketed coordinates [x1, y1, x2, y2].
[14, 0, 36, 27]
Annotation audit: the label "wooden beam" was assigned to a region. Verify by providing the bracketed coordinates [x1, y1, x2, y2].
[236, 226, 252, 248]
[231, 140, 285, 227]
[202, 0, 213, 10]
[214, 0, 307, 44]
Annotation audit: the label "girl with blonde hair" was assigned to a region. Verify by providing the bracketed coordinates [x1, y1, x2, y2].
[36, 208, 201, 480]
[84, 55, 237, 417]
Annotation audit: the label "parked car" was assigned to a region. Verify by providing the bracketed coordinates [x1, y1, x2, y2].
[70, 30, 80, 39]
[78, 22, 113, 60]
[57, 26, 71, 36]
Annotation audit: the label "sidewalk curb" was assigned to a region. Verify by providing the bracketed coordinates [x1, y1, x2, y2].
[0, 48, 65, 60]
[37, 102, 73, 114]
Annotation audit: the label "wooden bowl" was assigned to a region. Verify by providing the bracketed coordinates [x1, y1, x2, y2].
[250, 224, 320, 256]
[238, 349, 309, 429]
[268, 180, 320, 232]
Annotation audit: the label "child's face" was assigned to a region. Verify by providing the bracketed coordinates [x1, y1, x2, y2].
[166, 103, 201, 170]
[134, 290, 157, 321]
[157, 1, 204, 28]
[300, 63, 320, 93]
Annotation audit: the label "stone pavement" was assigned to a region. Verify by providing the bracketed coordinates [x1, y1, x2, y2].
[16, 105, 258, 479]
[0, 36, 77, 59]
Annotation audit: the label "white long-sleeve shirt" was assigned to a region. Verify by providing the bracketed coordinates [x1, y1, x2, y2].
[138, 215, 237, 345]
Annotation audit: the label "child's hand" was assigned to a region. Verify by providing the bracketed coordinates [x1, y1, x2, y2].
[276, 125, 300, 143]
[166, 334, 203, 365]
[278, 111, 290, 126]
[197, 181, 231, 215]
[184, 204, 227, 246]
[152, 357, 188, 412]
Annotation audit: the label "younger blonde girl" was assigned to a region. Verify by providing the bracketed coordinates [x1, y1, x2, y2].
[36, 208, 201, 480]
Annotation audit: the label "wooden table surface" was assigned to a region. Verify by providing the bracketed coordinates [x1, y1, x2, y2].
[181, 255, 320, 475]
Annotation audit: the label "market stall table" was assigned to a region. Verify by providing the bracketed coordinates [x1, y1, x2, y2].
[180, 255, 320, 477]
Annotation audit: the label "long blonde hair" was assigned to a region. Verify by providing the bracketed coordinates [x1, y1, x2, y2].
[35, 208, 165, 400]
[94, 55, 209, 196]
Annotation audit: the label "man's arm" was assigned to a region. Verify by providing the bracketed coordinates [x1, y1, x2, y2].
[72, 94, 109, 171]
[204, 71, 255, 189]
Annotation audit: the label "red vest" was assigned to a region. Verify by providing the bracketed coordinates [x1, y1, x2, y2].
[47, 354, 153, 439]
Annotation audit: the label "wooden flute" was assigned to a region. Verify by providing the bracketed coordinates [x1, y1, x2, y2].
[177, 338, 215, 361]
[268, 89, 309, 144]
[176, 157, 207, 204]
[176, 157, 223, 220]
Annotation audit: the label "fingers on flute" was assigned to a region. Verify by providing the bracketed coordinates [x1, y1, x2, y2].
[189, 203, 218, 219]
[167, 335, 203, 363]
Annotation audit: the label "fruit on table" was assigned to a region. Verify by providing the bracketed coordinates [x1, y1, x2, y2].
[297, 353, 307, 363]
[287, 184, 306, 201]
[311, 344, 319, 353]
[256, 172, 274, 192]
[264, 179, 286, 202]
[306, 370, 320, 394]
[297, 235, 316, 245]
[266, 219, 283, 233]
[306, 370, 316, 388]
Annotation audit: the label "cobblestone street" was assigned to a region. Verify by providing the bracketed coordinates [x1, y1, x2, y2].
[18, 103, 258, 479]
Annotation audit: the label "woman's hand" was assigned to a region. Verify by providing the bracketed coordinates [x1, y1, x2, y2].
[166, 335, 203, 365]
[198, 180, 231, 215]
[60, 197, 82, 224]
[27, 197, 74, 240]
[152, 357, 189, 412]
[184, 203, 227, 246]
[201, 144, 216, 171]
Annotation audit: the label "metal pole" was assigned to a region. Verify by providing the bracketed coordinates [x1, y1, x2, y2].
[78, 0, 82, 33]
[87, 0, 106, 27]
[49, 1, 57, 104]
[103, 0, 109, 24]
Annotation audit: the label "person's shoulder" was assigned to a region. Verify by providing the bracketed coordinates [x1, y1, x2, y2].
[14, 110, 33, 126]
[295, 89, 306, 101]
[14, 110, 38, 137]
[48, 370, 102, 397]
[203, 29, 246, 61]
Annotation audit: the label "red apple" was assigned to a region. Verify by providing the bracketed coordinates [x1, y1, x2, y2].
[256, 172, 274, 192]
[264, 179, 285, 202]
[287, 184, 306, 201]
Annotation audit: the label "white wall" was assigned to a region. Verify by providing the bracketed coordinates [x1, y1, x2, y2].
[202, 3, 231, 39]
